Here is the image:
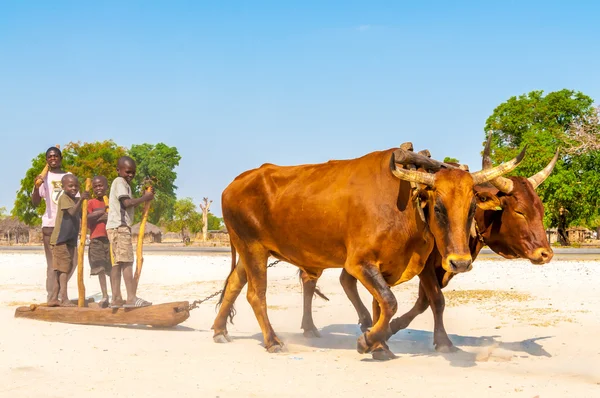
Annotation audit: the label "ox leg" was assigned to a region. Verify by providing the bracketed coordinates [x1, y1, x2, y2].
[242, 246, 284, 353]
[300, 270, 323, 338]
[346, 263, 397, 361]
[339, 269, 373, 332]
[389, 282, 430, 335]
[212, 262, 248, 343]
[419, 261, 456, 353]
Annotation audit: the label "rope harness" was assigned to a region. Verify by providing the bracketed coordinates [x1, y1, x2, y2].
[186, 259, 281, 311]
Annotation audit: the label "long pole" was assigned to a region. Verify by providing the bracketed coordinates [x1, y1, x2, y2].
[77, 178, 91, 307]
[134, 186, 153, 291]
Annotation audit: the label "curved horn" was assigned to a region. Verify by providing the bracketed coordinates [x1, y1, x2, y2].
[480, 131, 519, 193]
[391, 165, 436, 187]
[471, 145, 527, 186]
[528, 148, 560, 189]
[482, 131, 493, 170]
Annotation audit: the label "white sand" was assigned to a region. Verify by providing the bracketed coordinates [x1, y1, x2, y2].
[0, 253, 599, 397]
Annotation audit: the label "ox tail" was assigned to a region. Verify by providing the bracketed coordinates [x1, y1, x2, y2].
[216, 242, 237, 324]
[296, 269, 330, 301]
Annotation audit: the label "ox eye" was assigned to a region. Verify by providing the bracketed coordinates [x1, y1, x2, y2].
[515, 211, 525, 217]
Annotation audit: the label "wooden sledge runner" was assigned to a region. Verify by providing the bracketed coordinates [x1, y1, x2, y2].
[14, 301, 190, 328]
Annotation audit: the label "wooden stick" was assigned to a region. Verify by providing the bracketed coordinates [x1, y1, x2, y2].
[102, 195, 115, 265]
[77, 178, 91, 307]
[134, 186, 153, 291]
[392, 148, 457, 172]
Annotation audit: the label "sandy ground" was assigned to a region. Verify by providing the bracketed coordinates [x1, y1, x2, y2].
[0, 253, 599, 398]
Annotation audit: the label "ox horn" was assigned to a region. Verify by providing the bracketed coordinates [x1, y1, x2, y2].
[391, 165, 436, 187]
[528, 148, 560, 189]
[480, 131, 517, 193]
[471, 145, 527, 186]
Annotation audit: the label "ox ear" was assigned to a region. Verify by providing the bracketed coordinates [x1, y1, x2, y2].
[411, 188, 430, 208]
[475, 191, 502, 211]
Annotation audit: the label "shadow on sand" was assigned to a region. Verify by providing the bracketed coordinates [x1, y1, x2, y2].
[242, 324, 552, 366]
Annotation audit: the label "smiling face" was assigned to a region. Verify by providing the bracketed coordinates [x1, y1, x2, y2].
[117, 159, 136, 184]
[91, 176, 108, 198]
[61, 175, 80, 198]
[46, 149, 62, 170]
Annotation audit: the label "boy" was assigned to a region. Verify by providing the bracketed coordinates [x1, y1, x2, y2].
[32, 146, 77, 301]
[87, 176, 112, 308]
[48, 174, 89, 307]
[106, 156, 154, 308]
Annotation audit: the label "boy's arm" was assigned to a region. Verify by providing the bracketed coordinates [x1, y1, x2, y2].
[31, 178, 44, 207]
[87, 208, 106, 223]
[120, 188, 154, 209]
[66, 192, 90, 217]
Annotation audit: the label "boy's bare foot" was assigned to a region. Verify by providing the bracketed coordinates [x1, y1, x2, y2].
[47, 300, 60, 307]
[110, 298, 125, 309]
[60, 301, 76, 307]
[98, 297, 109, 308]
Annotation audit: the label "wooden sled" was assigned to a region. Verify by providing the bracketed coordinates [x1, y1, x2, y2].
[14, 301, 190, 328]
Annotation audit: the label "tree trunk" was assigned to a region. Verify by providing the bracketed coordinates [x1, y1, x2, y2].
[199, 197, 212, 242]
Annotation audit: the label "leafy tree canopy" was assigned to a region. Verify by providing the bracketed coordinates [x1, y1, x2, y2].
[129, 143, 181, 225]
[13, 141, 180, 227]
[166, 198, 203, 240]
[484, 89, 599, 228]
[443, 156, 460, 163]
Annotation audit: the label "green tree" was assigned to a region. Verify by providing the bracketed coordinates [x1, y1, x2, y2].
[207, 213, 224, 230]
[167, 198, 202, 241]
[0, 206, 7, 219]
[484, 89, 599, 228]
[12, 141, 127, 226]
[129, 143, 181, 225]
[13, 152, 48, 226]
[63, 140, 128, 183]
[443, 156, 460, 163]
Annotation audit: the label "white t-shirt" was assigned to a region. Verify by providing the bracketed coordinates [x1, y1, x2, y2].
[106, 176, 134, 229]
[36, 171, 71, 228]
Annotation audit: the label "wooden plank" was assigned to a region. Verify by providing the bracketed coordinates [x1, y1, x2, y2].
[14, 301, 190, 328]
[392, 148, 456, 171]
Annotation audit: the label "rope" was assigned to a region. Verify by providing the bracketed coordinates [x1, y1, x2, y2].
[187, 259, 281, 311]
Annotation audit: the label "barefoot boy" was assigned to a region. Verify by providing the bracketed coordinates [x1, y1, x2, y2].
[106, 156, 154, 308]
[87, 176, 112, 308]
[48, 174, 89, 307]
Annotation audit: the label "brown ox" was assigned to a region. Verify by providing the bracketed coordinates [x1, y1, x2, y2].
[212, 147, 525, 360]
[299, 136, 557, 352]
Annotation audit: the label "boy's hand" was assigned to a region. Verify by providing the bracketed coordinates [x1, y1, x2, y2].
[143, 190, 155, 201]
[99, 213, 108, 222]
[81, 191, 91, 200]
[34, 175, 44, 188]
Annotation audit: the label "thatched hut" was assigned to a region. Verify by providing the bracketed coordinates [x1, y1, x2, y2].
[131, 222, 162, 243]
[0, 217, 30, 244]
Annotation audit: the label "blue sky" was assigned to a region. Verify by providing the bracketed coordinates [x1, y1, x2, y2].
[1, 1, 599, 217]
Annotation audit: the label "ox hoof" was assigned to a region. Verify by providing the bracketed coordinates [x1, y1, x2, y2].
[267, 344, 284, 353]
[372, 347, 397, 361]
[356, 333, 370, 354]
[303, 329, 322, 338]
[435, 343, 458, 353]
[213, 333, 233, 344]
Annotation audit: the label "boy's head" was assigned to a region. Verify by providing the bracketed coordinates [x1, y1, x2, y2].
[61, 174, 80, 198]
[91, 176, 108, 198]
[45, 147, 62, 169]
[117, 156, 136, 184]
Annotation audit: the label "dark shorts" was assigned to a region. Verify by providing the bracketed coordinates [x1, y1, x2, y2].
[89, 237, 111, 275]
[51, 243, 75, 273]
